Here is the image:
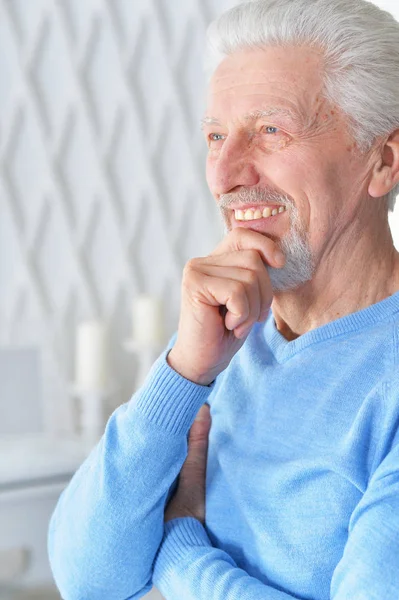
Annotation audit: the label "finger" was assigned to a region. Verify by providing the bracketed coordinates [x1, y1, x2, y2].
[180, 405, 211, 484]
[191, 404, 211, 446]
[210, 228, 285, 268]
[193, 264, 262, 332]
[198, 250, 274, 319]
[187, 268, 251, 331]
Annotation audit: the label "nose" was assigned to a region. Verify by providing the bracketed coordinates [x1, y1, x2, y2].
[207, 135, 260, 197]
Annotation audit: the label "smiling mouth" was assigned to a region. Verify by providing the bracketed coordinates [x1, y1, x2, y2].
[234, 206, 287, 222]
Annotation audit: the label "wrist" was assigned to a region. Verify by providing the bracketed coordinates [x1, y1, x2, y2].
[167, 349, 214, 387]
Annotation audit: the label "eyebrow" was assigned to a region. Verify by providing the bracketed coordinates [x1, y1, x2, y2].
[200, 108, 301, 129]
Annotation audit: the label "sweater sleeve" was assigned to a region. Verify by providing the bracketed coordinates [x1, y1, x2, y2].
[153, 443, 399, 600]
[152, 518, 294, 600]
[330, 438, 399, 599]
[47, 343, 215, 600]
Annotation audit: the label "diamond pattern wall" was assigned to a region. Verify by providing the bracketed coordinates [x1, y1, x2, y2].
[1, 0, 398, 437]
[0, 0, 235, 434]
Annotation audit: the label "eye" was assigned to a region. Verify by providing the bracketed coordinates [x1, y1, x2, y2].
[207, 132, 226, 150]
[259, 125, 291, 149]
[208, 133, 225, 142]
[263, 126, 280, 134]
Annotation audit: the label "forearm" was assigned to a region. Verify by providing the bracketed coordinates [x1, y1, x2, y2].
[154, 501, 399, 600]
[153, 519, 299, 600]
[48, 352, 213, 600]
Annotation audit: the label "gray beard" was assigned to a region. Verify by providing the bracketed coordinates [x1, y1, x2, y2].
[219, 188, 315, 292]
[267, 223, 314, 291]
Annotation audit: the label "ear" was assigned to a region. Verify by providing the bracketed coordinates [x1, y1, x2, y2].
[368, 130, 399, 198]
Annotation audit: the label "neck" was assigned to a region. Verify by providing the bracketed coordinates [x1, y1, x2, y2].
[272, 216, 399, 341]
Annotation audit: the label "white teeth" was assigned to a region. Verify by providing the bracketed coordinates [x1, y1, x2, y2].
[263, 207, 272, 218]
[234, 206, 286, 221]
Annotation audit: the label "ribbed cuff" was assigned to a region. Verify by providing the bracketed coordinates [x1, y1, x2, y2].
[133, 350, 214, 436]
[153, 518, 211, 586]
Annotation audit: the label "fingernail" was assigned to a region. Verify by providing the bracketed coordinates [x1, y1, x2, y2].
[259, 308, 270, 321]
[274, 250, 285, 267]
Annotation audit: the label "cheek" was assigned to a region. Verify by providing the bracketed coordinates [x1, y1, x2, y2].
[261, 148, 311, 193]
[320, 158, 363, 215]
[274, 147, 342, 201]
[265, 150, 343, 231]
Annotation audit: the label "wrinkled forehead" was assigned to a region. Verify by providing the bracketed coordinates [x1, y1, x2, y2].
[206, 46, 327, 125]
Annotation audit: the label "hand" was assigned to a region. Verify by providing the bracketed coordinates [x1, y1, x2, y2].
[167, 228, 285, 386]
[165, 404, 211, 525]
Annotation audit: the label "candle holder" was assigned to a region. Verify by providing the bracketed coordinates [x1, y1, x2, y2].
[123, 339, 164, 390]
[69, 383, 119, 446]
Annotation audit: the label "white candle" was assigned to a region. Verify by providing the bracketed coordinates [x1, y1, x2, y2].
[79, 390, 104, 445]
[75, 320, 109, 392]
[132, 295, 164, 346]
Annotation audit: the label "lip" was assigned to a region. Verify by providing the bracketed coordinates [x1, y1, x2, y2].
[228, 204, 285, 212]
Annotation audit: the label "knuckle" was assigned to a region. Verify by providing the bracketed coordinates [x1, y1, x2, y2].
[245, 249, 261, 265]
[184, 258, 198, 273]
[244, 269, 258, 286]
[231, 280, 246, 299]
[183, 259, 201, 285]
[230, 227, 241, 239]
[229, 227, 247, 245]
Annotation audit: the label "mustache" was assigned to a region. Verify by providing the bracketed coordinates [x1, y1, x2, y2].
[218, 187, 295, 211]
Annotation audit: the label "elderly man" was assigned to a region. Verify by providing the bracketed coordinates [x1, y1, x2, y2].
[49, 0, 399, 598]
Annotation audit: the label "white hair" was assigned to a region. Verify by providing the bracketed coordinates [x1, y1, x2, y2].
[205, 0, 399, 212]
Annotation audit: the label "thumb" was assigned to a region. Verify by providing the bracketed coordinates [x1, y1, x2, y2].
[180, 404, 211, 483]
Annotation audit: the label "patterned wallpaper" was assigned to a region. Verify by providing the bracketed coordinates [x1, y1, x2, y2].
[0, 0, 235, 435]
[0, 0, 398, 436]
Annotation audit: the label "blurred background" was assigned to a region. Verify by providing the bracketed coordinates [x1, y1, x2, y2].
[0, 0, 399, 598]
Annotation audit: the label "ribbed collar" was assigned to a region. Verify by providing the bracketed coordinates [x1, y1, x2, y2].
[265, 290, 399, 363]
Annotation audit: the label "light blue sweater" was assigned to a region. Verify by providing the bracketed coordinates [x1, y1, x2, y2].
[48, 293, 399, 600]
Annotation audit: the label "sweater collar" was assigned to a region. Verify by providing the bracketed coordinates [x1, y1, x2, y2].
[264, 290, 399, 362]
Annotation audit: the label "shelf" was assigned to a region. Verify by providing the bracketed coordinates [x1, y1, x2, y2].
[0, 434, 94, 489]
[0, 585, 61, 599]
